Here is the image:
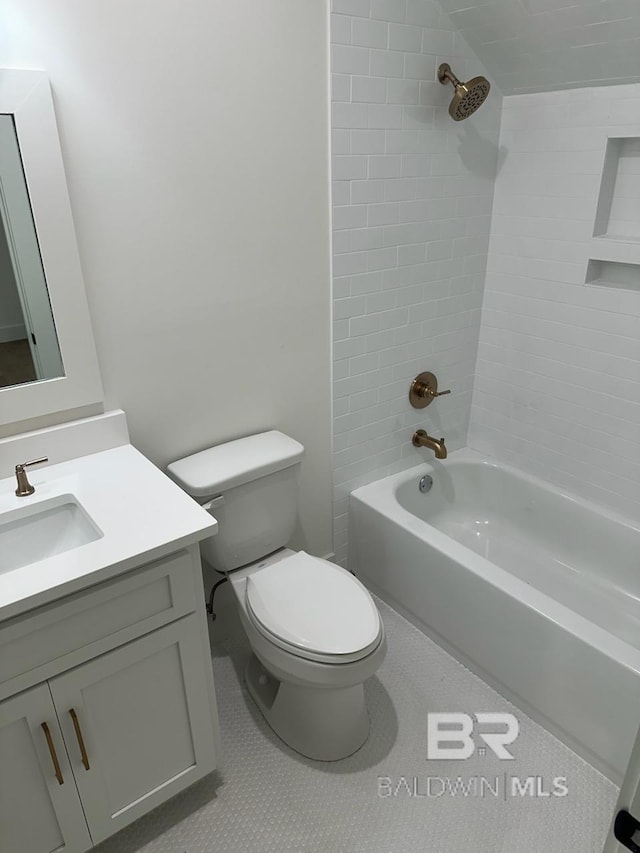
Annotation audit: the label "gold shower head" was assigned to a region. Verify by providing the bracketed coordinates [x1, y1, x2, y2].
[438, 63, 490, 121]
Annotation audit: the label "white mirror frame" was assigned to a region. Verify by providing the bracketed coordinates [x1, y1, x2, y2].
[0, 69, 103, 429]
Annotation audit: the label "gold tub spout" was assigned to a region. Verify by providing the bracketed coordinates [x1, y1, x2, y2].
[412, 429, 447, 459]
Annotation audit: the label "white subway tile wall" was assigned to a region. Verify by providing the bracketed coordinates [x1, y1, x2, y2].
[468, 83, 640, 522]
[330, 0, 503, 564]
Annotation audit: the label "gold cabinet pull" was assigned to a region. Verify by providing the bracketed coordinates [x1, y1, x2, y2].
[41, 722, 64, 785]
[69, 708, 90, 770]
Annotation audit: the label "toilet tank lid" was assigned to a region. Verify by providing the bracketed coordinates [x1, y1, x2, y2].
[167, 430, 304, 497]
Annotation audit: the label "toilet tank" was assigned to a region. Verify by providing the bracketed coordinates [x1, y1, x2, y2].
[167, 431, 304, 572]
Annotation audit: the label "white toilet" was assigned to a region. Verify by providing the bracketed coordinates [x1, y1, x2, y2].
[168, 430, 386, 761]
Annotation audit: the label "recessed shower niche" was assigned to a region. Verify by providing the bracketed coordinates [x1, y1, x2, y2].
[587, 134, 640, 290]
[593, 136, 640, 241]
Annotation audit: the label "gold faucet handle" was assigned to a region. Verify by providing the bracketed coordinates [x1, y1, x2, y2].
[409, 371, 451, 409]
[16, 456, 49, 471]
[15, 456, 49, 497]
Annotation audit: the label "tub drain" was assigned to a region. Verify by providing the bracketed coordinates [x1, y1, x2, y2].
[419, 474, 433, 494]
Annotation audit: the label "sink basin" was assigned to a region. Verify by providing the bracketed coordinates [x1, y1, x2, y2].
[0, 494, 103, 575]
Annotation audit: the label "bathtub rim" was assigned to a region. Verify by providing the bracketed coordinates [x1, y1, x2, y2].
[350, 448, 640, 679]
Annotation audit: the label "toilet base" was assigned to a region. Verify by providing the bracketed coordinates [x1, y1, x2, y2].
[245, 654, 370, 761]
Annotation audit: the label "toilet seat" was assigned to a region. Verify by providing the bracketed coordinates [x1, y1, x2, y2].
[245, 551, 382, 664]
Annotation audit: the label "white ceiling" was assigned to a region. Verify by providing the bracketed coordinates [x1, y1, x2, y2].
[438, 0, 640, 94]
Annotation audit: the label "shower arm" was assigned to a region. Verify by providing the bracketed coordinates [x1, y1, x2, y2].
[438, 64, 465, 91]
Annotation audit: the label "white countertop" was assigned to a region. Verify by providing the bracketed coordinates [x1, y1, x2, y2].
[0, 444, 217, 621]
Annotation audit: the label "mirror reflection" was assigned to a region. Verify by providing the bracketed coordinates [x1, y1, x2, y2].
[0, 114, 63, 389]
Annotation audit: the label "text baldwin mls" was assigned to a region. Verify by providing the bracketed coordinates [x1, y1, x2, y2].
[377, 775, 569, 800]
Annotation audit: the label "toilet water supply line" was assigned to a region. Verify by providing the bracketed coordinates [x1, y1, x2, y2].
[206, 576, 228, 620]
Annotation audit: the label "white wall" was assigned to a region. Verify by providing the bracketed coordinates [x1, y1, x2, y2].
[469, 84, 640, 522]
[1, 0, 333, 556]
[330, 0, 502, 564]
[437, 0, 640, 95]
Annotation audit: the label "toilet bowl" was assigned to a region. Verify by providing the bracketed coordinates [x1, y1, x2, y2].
[168, 431, 386, 761]
[229, 548, 386, 760]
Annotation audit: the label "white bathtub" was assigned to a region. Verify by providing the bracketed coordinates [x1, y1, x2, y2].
[350, 449, 640, 783]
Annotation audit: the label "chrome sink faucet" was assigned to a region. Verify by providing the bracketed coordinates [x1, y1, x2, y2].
[14, 457, 49, 496]
[412, 430, 447, 459]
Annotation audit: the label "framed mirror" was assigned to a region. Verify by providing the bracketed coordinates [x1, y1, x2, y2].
[0, 70, 102, 431]
[0, 113, 64, 387]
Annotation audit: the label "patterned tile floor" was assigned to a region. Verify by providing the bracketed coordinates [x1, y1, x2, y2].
[96, 585, 618, 853]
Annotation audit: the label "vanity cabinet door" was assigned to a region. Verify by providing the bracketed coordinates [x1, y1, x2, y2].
[49, 615, 217, 844]
[0, 683, 92, 853]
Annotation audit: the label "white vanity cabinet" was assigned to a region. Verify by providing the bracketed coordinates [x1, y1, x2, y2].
[0, 545, 220, 853]
[0, 682, 93, 853]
